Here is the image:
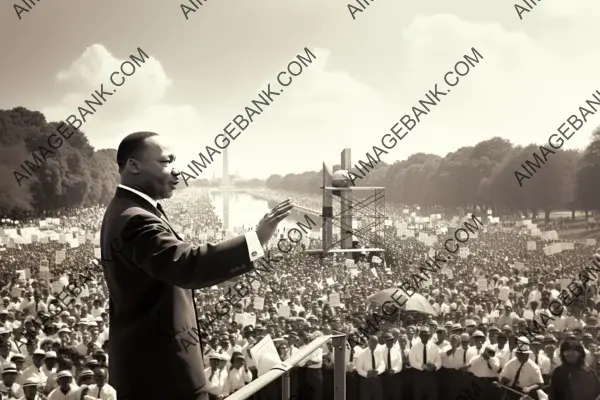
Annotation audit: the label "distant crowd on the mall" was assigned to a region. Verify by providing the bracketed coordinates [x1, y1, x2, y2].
[1, 187, 600, 400]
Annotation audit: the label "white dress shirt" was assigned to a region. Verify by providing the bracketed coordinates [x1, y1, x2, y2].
[408, 341, 442, 371]
[469, 354, 501, 378]
[118, 184, 265, 262]
[227, 366, 253, 392]
[0, 381, 24, 398]
[87, 383, 117, 400]
[465, 345, 486, 362]
[377, 346, 402, 374]
[492, 345, 512, 369]
[442, 347, 467, 369]
[355, 348, 385, 378]
[19, 365, 47, 385]
[204, 367, 230, 397]
[532, 351, 551, 375]
[48, 384, 84, 400]
[499, 358, 543, 389]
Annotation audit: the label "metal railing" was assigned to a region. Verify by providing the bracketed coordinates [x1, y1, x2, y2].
[226, 333, 347, 400]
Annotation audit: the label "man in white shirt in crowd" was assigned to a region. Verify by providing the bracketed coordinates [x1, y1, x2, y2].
[497, 306, 517, 329]
[205, 353, 230, 400]
[300, 332, 323, 400]
[19, 349, 47, 387]
[48, 370, 85, 400]
[85, 367, 116, 400]
[466, 330, 487, 361]
[530, 336, 551, 383]
[498, 341, 545, 400]
[492, 331, 512, 369]
[227, 352, 252, 394]
[355, 335, 384, 400]
[21, 376, 43, 400]
[0, 363, 24, 398]
[440, 334, 464, 400]
[379, 332, 402, 400]
[468, 345, 502, 399]
[40, 352, 57, 382]
[409, 327, 442, 400]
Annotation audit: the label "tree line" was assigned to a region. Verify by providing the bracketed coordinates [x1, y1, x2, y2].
[2, 107, 599, 220]
[265, 129, 600, 220]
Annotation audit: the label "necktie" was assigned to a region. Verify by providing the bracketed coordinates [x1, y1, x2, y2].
[513, 362, 525, 387]
[387, 348, 392, 370]
[423, 343, 427, 366]
[535, 354, 539, 364]
[349, 346, 355, 363]
[371, 350, 376, 370]
[156, 203, 169, 221]
[463, 348, 467, 365]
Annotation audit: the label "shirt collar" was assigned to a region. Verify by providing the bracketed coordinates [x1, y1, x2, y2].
[118, 184, 158, 208]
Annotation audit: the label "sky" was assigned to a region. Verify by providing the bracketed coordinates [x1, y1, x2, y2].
[2, 0, 600, 180]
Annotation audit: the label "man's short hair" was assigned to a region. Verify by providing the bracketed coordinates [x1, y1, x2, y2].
[116, 131, 159, 172]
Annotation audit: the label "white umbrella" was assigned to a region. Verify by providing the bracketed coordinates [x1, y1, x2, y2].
[367, 288, 437, 316]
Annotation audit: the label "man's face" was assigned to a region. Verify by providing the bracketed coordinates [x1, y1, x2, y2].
[2, 372, 16, 386]
[133, 136, 180, 200]
[32, 355, 43, 368]
[44, 358, 56, 369]
[58, 377, 71, 390]
[90, 328, 99, 339]
[23, 385, 37, 400]
[95, 368, 107, 386]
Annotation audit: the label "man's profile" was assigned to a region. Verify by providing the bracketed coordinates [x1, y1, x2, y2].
[101, 131, 293, 400]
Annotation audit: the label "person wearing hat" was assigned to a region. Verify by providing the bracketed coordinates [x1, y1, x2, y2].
[492, 331, 512, 370]
[409, 327, 442, 400]
[21, 376, 42, 400]
[498, 341, 544, 400]
[465, 330, 487, 361]
[40, 352, 57, 381]
[19, 350, 46, 388]
[440, 334, 466, 400]
[467, 345, 502, 399]
[86, 367, 116, 400]
[10, 354, 25, 377]
[74, 332, 92, 358]
[355, 335, 384, 400]
[205, 353, 230, 400]
[379, 331, 402, 400]
[227, 352, 252, 394]
[10, 326, 25, 356]
[530, 336, 551, 382]
[0, 362, 24, 398]
[76, 368, 94, 387]
[48, 370, 85, 400]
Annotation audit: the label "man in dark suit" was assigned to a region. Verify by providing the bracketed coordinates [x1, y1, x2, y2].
[100, 131, 293, 400]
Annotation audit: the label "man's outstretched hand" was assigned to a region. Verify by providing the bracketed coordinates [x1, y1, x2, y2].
[256, 199, 294, 246]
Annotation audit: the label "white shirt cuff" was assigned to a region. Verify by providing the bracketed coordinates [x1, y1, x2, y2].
[245, 231, 264, 262]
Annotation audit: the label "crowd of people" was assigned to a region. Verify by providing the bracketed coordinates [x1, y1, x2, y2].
[0, 186, 599, 400]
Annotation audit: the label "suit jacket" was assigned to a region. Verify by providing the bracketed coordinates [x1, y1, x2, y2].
[101, 187, 257, 400]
